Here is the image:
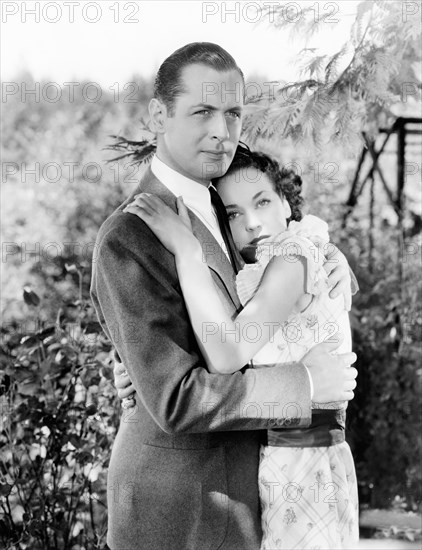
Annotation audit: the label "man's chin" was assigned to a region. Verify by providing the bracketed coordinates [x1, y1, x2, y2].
[201, 156, 234, 180]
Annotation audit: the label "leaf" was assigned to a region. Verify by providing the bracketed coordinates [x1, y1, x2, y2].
[404, 531, 415, 542]
[105, 131, 157, 166]
[83, 320, 101, 333]
[75, 450, 93, 465]
[64, 263, 78, 274]
[0, 483, 13, 497]
[69, 434, 84, 449]
[18, 382, 40, 396]
[85, 403, 97, 416]
[80, 365, 101, 388]
[301, 55, 328, 79]
[23, 286, 40, 307]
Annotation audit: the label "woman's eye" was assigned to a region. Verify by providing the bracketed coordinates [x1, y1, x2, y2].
[257, 199, 270, 207]
[226, 211, 239, 221]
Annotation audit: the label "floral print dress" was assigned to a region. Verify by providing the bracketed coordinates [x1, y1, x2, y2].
[236, 215, 359, 549]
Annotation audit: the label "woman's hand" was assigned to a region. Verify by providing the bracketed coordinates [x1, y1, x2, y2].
[123, 194, 200, 257]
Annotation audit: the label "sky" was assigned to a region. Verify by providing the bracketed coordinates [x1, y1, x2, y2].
[1, 0, 361, 86]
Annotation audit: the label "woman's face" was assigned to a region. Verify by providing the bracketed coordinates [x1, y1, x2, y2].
[217, 167, 292, 255]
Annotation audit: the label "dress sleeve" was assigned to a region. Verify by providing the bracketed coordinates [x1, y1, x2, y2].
[235, 264, 264, 306]
[236, 232, 329, 308]
[267, 234, 329, 297]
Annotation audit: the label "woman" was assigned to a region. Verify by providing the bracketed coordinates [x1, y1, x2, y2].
[122, 146, 359, 549]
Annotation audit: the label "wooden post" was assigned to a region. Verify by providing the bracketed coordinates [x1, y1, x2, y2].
[368, 174, 375, 274]
[396, 118, 405, 285]
[342, 146, 367, 228]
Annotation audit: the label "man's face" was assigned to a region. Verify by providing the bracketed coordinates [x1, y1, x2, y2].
[157, 64, 244, 185]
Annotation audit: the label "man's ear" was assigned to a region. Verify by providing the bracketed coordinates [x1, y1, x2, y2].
[149, 98, 167, 133]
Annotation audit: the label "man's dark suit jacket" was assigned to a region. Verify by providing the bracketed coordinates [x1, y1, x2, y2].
[90, 168, 312, 550]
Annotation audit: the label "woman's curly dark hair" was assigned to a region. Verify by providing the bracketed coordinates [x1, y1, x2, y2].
[213, 144, 304, 222]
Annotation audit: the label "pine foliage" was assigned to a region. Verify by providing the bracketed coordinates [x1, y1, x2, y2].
[104, 122, 157, 165]
[243, 1, 421, 155]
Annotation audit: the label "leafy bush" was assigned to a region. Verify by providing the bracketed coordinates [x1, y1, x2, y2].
[344, 224, 422, 511]
[0, 279, 118, 550]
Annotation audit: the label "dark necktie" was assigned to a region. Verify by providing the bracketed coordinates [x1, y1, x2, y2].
[209, 185, 242, 274]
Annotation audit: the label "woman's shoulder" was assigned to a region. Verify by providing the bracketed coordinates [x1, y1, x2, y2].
[256, 219, 326, 268]
[235, 216, 332, 307]
[258, 220, 330, 297]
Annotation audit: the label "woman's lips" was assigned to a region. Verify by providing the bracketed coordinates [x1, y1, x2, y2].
[248, 235, 271, 245]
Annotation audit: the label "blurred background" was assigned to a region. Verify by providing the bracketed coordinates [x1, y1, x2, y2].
[1, 1, 421, 548]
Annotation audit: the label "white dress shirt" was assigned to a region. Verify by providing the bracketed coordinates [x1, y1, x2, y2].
[151, 155, 230, 260]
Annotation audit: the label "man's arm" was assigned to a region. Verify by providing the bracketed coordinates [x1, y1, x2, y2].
[91, 214, 313, 433]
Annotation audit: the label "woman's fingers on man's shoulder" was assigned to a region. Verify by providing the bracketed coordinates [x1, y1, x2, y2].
[117, 385, 136, 399]
[113, 361, 133, 390]
[114, 360, 128, 375]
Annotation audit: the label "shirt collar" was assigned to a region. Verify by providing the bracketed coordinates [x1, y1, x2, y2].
[150, 154, 230, 261]
[151, 155, 213, 212]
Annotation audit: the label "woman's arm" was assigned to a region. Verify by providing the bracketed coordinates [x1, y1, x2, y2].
[176, 239, 306, 373]
[124, 194, 306, 374]
[92, 210, 315, 434]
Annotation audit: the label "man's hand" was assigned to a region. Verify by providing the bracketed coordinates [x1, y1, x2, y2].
[302, 334, 357, 403]
[114, 360, 136, 408]
[323, 244, 352, 311]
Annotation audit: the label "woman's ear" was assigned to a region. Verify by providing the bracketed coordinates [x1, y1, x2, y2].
[149, 98, 167, 133]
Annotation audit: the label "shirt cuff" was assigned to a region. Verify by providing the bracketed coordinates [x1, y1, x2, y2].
[303, 364, 314, 399]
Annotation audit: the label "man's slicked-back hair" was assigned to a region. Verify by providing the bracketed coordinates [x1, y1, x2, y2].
[154, 42, 245, 115]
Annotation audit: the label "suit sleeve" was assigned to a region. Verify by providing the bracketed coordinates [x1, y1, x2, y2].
[91, 215, 312, 434]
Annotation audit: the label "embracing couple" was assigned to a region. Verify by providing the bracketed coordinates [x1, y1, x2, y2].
[90, 43, 359, 550]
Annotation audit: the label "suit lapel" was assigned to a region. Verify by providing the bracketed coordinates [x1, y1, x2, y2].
[189, 215, 240, 310]
[128, 168, 241, 310]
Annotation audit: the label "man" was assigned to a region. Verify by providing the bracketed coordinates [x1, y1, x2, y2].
[90, 42, 357, 550]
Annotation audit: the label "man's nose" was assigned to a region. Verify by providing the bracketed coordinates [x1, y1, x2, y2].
[211, 113, 229, 141]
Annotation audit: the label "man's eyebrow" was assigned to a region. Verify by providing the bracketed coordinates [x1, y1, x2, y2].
[191, 103, 217, 110]
[191, 103, 243, 112]
[225, 105, 243, 113]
